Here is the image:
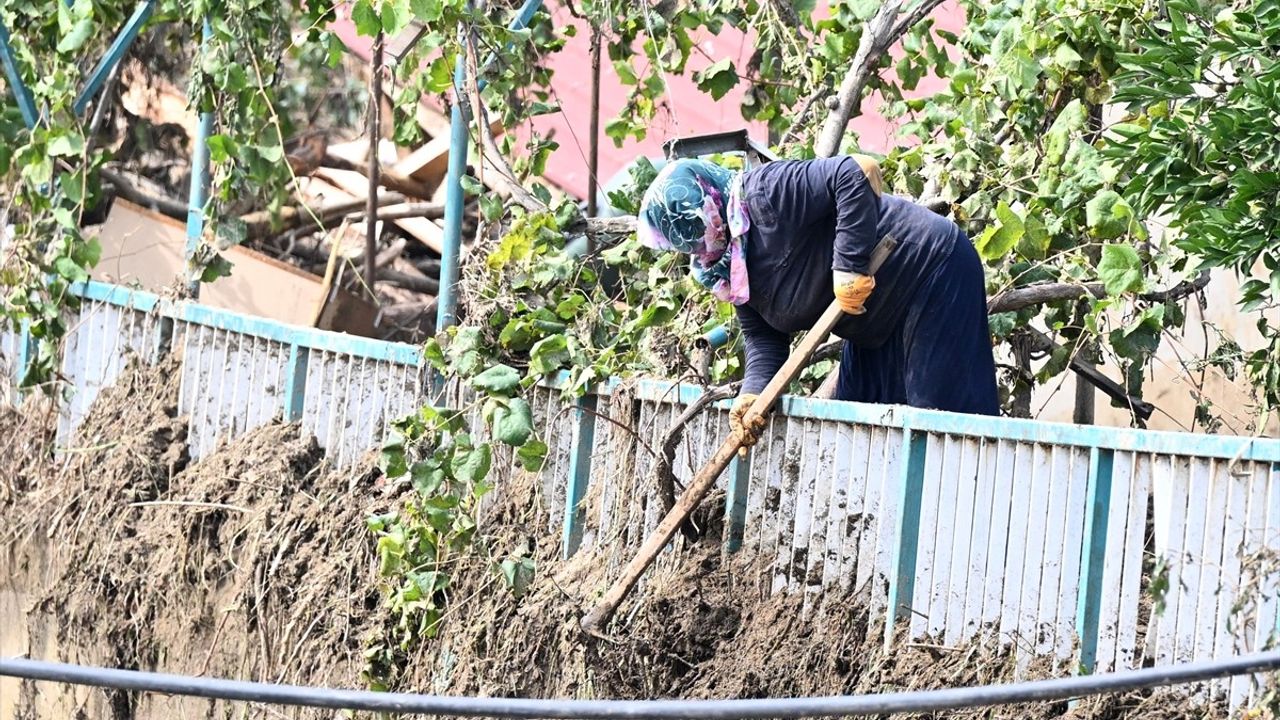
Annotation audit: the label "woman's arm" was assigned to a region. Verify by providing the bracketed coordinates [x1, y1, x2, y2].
[736, 304, 792, 394]
[824, 156, 881, 275]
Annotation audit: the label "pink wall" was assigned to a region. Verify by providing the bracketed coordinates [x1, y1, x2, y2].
[330, 0, 966, 199]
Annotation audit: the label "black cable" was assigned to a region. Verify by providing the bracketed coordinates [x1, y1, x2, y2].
[3, 651, 1280, 718]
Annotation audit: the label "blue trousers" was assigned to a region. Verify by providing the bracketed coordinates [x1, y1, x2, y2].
[835, 238, 999, 415]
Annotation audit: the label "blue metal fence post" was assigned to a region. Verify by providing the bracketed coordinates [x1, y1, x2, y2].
[185, 18, 214, 299]
[724, 453, 751, 552]
[436, 0, 544, 333]
[1075, 447, 1116, 674]
[73, 1, 155, 116]
[14, 319, 34, 394]
[884, 426, 928, 648]
[561, 392, 598, 559]
[283, 344, 309, 423]
[436, 56, 469, 333]
[0, 23, 39, 129]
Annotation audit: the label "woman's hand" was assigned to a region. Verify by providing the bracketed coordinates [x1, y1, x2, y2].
[730, 393, 767, 453]
[833, 270, 876, 315]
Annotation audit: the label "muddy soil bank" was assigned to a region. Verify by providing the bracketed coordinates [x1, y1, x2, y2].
[0, 359, 1240, 719]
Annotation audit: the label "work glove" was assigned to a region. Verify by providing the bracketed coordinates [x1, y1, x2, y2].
[833, 271, 875, 315]
[729, 393, 767, 455]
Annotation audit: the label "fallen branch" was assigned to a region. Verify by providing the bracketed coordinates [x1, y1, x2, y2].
[318, 159, 434, 201]
[241, 192, 407, 240]
[815, 0, 947, 158]
[101, 168, 188, 221]
[380, 267, 440, 295]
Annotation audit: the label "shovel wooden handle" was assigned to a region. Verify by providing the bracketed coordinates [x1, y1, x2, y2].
[580, 235, 898, 636]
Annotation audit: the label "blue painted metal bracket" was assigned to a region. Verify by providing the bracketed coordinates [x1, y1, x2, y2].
[0, 23, 39, 128]
[73, 1, 156, 116]
[561, 393, 598, 559]
[1076, 447, 1116, 674]
[283, 344, 310, 423]
[883, 427, 928, 648]
[14, 319, 34, 392]
[724, 454, 751, 552]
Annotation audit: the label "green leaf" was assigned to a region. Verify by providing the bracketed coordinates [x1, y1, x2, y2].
[47, 133, 85, 157]
[516, 439, 547, 471]
[53, 257, 88, 282]
[257, 144, 285, 163]
[1044, 100, 1084, 166]
[351, 0, 381, 36]
[411, 459, 445, 496]
[199, 253, 234, 283]
[1097, 244, 1144, 296]
[1017, 214, 1050, 260]
[613, 60, 638, 85]
[57, 16, 95, 54]
[1086, 190, 1137, 240]
[381, 0, 411, 34]
[426, 57, 454, 93]
[1052, 43, 1083, 70]
[410, 0, 444, 21]
[74, 238, 102, 268]
[451, 443, 492, 485]
[207, 134, 236, 163]
[975, 201, 1024, 260]
[693, 58, 738, 101]
[471, 364, 521, 394]
[528, 335, 569, 376]
[498, 556, 535, 598]
[492, 398, 534, 446]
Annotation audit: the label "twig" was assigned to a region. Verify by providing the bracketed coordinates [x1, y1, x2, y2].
[128, 500, 251, 513]
[654, 383, 739, 518]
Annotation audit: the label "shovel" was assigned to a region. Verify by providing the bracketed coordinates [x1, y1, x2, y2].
[580, 235, 898, 637]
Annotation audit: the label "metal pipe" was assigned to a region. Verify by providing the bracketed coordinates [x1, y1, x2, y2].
[0, 22, 39, 129]
[696, 325, 731, 351]
[435, 0, 545, 333]
[4, 651, 1280, 718]
[185, 17, 214, 299]
[73, 0, 155, 116]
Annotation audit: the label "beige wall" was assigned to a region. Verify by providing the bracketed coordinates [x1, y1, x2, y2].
[1032, 267, 1279, 436]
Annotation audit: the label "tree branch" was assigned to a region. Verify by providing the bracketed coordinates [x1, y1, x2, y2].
[101, 168, 189, 221]
[814, 0, 947, 158]
[987, 271, 1211, 315]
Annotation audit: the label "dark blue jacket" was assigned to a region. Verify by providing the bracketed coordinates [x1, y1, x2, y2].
[735, 157, 966, 394]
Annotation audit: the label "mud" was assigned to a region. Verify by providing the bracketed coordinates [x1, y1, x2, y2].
[0, 359, 1250, 719]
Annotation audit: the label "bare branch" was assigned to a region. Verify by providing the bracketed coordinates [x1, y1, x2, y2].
[814, 0, 947, 158]
[987, 271, 1211, 315]
[101, 168, 189, 221]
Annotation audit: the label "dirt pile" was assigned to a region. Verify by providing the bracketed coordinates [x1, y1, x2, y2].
[1, 359, 387, 719]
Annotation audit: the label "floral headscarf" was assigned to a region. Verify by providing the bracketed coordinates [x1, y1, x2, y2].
[637, 159, 752, 304]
